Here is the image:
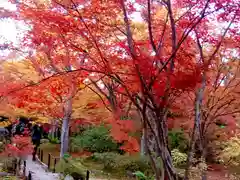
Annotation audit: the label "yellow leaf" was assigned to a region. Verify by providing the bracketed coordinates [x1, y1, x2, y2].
[79, 83, 85, 89]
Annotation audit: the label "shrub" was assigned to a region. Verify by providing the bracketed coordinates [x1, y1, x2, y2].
[90, 152, 119, 170]
[171, 149, 187, 167]
[48, 135, 60, 144]
[3, 135, 33, 159]
[116, 154, 152, 174]
[70, 125, 119, 153]
[0, 157, 17, 173]
[55, 157, 87, 179]
[168, 129, 188, 152]
[90, 152, 152, 175]
[218, 136, 240, 166]
[40, 139, 50, 144]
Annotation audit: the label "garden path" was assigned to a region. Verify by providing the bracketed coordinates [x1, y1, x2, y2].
[24, 156, 112, 180]
[24, 156, 60, 180]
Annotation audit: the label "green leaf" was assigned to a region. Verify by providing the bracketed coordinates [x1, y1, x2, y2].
[220, 125, 225, 128]
[63, 153, 70, 158]
[133, 171, 147, 179]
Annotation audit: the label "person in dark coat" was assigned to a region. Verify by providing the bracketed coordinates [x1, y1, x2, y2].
[15, 116, 28, 136]
[31, 124, 42, 161]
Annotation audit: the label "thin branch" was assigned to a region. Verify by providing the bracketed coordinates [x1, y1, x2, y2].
[120, 0, 136, 58]
[85, 84, 112, 112]
[148, 0, 211, 91]
[165, 0, 177, 71]
[147, 0, 157, 52]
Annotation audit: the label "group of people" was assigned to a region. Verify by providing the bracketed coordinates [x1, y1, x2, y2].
[6, 116, 43, 161]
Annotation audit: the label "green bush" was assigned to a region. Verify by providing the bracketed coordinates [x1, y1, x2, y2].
[0, 157, 17, 173]
[168, 129, 188, 152]
[90, 152, 119, 170]
[90, 152, 152, 175]
[55, 157, 87, 179]
[116, 155, 152, 173]
[48, 135, 60, 144]
[70, 125, 119, 153]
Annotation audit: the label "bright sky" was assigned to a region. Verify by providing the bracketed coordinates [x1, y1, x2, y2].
[0, 0, 29, 58]
[0, 0, 142, 42]
[0, 0, 18, 44]
[0, 0, 16, 11]
[0, 0, 141, 59]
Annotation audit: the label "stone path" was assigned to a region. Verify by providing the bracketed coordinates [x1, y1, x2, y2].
[24, 156, 111, 180]
[25, 156, 60, 180]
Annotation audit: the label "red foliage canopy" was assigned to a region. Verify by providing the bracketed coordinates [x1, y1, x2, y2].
[0, 0, 239, 156]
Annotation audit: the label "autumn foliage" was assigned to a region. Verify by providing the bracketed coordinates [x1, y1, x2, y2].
[0, 0, 239, 179]
[1, 128, 33, 158]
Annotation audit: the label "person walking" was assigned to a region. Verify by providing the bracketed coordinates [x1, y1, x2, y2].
[15, 116, 27, 136]
[31, 124, 42, 161]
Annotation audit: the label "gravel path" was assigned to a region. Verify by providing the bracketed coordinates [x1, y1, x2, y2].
[25, 156, 60, 180]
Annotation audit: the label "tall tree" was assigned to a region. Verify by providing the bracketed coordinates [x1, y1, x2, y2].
[1, 0, 240, 179]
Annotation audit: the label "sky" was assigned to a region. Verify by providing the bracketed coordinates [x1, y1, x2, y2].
[0, 0, 18, 44]
[0, 0, 142, 59]
[0, 0, 29, 58]
[0, 0, 142, 44]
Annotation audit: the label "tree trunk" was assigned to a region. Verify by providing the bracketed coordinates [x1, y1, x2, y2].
[148, 133, 177, 180]
[60, 100, 72, 158]
[184, 73, 206, 180]
[144, 109, 177, 180]
[161, 146, 177, 180]
[140, 128, 146, 156]
[50, 119, 57, 138]
[201, 149, 207, 180]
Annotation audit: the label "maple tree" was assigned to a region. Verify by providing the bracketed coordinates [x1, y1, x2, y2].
[3, 133, 33, 159]
[169, 50, 240, 179]
[7, 74, 103, 157]
[184, 22, 240, 177]
[200, 56, 240, 143]
[0, 0, 239, 179]
[0, 57, 119, 156]
[0, 60, 51, 122]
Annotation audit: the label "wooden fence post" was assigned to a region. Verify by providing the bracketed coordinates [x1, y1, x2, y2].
[13, 158, 17, 175]
[23, 160, 26, 176]
[86, 170, 90, 180]
[38, 149, 41, 159]
[47, 153, 51, 169]
[40, 150, 43, 161]
[53, 158, 57, 173]
[17, 159, 21, 175]
[28, 171, 32, 180]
